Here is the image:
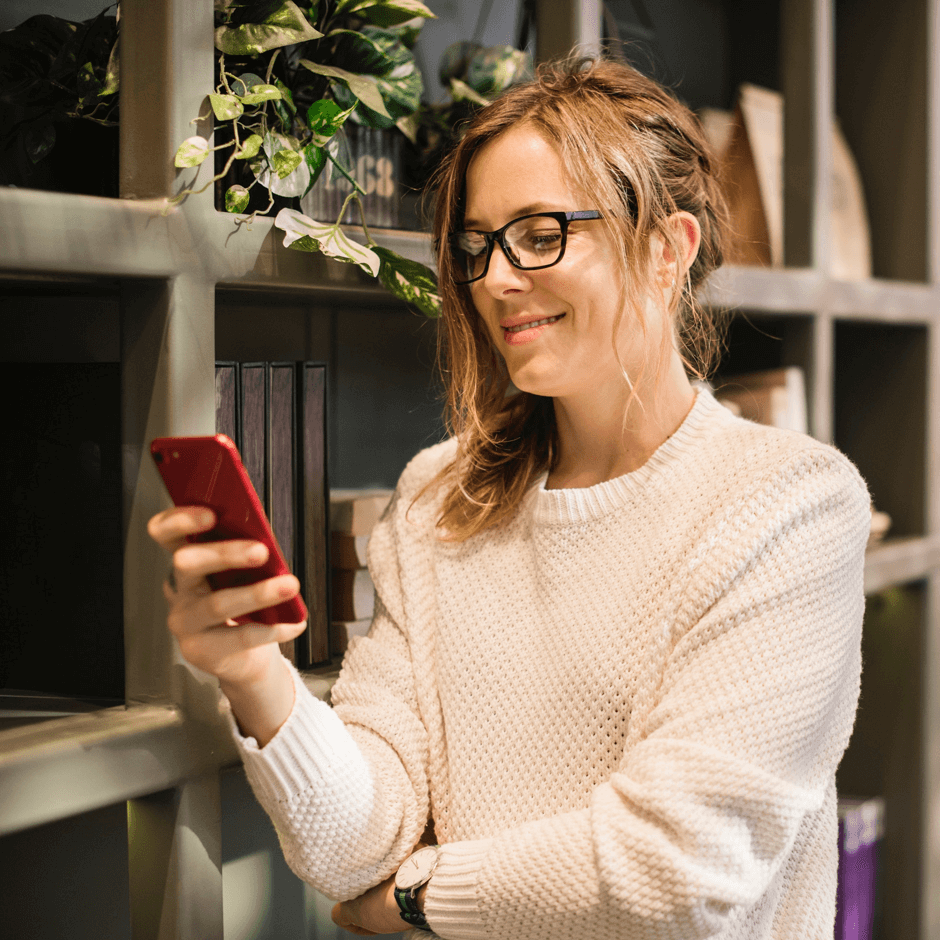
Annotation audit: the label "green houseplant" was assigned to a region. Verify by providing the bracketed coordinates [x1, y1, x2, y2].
[173, 0, 441, 317]
[402, 40, 532, 194]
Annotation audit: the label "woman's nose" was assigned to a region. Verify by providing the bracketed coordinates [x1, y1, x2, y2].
[482, 241, 529, 295]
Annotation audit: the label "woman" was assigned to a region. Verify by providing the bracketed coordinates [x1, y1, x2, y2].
[149, 58, 870, 938]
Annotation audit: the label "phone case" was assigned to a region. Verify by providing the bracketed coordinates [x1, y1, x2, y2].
[150, 434, 307, 625]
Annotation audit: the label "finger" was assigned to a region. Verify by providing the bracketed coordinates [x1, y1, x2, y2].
[176, 619, 308, 673]
[169, 574, 301, 637]
[148, 506, 216, 552]
[172, 539, 269, 593]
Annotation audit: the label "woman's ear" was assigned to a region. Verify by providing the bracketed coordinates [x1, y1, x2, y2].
[657, 212, 702, 281]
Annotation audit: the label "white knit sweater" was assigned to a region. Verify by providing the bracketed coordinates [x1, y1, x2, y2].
[229, 389, 871, 939]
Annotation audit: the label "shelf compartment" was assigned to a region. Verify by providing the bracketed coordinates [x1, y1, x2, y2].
[836, 580, 927, 938]
[216, 291, 444, 491]
[0, 705, 236, 838]
[836, 0, 930, 282]
[835, 321, 928, 537]
[0, 799, 131, 940]
[714, 309, 814, 378]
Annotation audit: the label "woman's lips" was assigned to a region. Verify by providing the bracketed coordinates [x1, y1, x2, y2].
[502, 313, 565, 345]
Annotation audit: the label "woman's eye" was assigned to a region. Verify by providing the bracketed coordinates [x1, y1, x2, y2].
[529, 232, 561, 249]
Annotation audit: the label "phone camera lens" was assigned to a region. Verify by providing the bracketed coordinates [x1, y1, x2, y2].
[154, 452, 164, 464]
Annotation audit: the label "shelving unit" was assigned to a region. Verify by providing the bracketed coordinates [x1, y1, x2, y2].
[0, 0, 938, 937]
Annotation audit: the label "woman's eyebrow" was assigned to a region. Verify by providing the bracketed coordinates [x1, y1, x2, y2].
[461, 202, 561, 230]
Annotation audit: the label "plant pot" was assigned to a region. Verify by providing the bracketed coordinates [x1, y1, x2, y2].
[301, 124, 402, 229]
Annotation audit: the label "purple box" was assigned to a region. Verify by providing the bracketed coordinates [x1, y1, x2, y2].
[835, 797, 883, 940]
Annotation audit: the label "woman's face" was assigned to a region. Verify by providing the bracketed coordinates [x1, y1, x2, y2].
[462, 124, 659, 402]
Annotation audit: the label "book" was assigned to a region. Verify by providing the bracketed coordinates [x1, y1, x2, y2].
[330, 489, 394, 536]
[713, 367, 808, 434]
[331, 618, 372, 657]
[331, 532, 370, 570]
[215, 361, 238, 445]
[835, 797, 884, 940]
[331, 568, 376, 623]
[267, 363, 298, 663]
[300, 363, 330, 665]
[718, 85, 779, 267]
[239, 362, 267, 509]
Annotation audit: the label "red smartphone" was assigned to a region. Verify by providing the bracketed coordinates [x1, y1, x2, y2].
[150, 434, 307, 625]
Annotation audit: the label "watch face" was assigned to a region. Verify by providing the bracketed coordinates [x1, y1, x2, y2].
[395, 846, 439, 890]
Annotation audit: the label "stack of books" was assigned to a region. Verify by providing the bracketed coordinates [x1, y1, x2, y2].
[215, 361, 330, 667]
[329, 489, 393, 656]
[698, 83, 871, 279]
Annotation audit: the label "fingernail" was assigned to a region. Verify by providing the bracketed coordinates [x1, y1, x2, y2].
[247, 543, 266, 563]
[197, 509, 214, 527]
[278, 577, 297, 598]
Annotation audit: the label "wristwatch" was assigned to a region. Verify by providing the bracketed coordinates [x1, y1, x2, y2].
[394, 844, 440, 932]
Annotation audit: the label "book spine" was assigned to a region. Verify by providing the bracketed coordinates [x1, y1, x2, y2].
[300, 362, 331, 665]
[268, 362, 298, 665]
[215, 362, 238, 443]
[239, 362, 267, 513]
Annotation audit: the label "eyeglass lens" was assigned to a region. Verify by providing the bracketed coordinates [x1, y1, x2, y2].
[455, 216, 565, 282]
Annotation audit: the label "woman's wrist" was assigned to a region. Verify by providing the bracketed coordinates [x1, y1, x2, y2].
[220, 648, 295, 747]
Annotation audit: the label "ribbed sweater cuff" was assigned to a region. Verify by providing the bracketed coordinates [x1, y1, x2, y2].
[424, 838, 493, 940]
[224, 658, 357, 802]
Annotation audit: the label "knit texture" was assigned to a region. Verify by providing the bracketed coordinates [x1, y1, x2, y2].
[229, 389, 871, 939]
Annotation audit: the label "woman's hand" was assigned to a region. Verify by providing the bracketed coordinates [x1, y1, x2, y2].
[147, 506, 306, 744]
[331, 842, 430, 936]
[332, 875, 427, 936]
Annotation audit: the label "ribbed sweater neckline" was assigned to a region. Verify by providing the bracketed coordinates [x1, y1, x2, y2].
[532, 388, 726, 526]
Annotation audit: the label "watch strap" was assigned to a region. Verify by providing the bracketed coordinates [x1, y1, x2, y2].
[394, 886, 431, 930]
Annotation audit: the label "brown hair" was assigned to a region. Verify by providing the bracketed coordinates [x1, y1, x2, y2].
[424, 56, 729, 541]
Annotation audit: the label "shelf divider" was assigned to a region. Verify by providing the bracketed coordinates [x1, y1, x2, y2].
[782, 0, 832, 271]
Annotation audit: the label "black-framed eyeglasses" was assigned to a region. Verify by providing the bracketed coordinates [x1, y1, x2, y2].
[448, 210, 603, 285]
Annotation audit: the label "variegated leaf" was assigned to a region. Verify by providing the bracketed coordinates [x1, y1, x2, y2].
[275, 209, 381, 277]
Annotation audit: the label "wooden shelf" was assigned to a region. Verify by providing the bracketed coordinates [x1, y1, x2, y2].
[702, 264, 939, 322]
[0, 187, 434, 297]
[0, 705, 232, 838]
[865, 536, 940, 595]
[0, 670, 339, 839]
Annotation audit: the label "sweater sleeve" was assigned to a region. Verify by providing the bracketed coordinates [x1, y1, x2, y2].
[422, 449, 870, 940]
[226, 470, 438, 902]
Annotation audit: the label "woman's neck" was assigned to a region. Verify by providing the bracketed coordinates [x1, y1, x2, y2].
[545, 352, 696, 490]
